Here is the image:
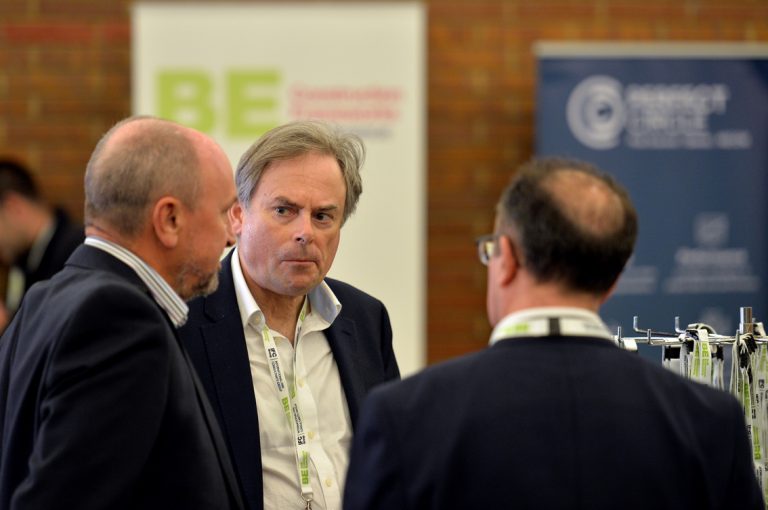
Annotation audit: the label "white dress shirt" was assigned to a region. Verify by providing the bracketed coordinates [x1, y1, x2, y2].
[231, 248, 351, 510]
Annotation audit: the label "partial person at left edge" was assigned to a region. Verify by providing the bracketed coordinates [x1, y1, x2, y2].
[0, 158, 84, 328]
[0, 116, 245, 510]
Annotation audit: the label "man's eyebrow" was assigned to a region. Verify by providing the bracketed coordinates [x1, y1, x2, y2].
[270, 196, 299, 207]
[268, 196, 340, 214]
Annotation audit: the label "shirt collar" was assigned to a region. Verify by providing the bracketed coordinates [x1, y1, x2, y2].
[230, 246, 342, 331]
[84, 236, 189, 328]
[490, 306, 614, 345]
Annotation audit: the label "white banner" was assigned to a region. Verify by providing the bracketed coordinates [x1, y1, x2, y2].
[132, 2, 426, 374]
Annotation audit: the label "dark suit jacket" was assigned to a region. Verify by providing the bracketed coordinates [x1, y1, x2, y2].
[344, 336, 763, 510]
[179, 249, 400, 510]
[0, 245, 244, 510]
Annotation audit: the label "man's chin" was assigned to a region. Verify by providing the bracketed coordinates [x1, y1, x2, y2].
[285, 276, 324, 296]
[180, 271, 220, 301]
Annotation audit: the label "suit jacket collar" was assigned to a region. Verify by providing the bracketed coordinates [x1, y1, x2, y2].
[66, 243, 148, 290]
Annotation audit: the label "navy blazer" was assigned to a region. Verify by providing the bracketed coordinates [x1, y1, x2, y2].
[0, 244, 244, 510]
[344, 336, 763, 510]
[179, 249, 400, 510]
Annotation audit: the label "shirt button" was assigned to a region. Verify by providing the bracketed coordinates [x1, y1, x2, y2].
[297, 378, 305, 388]
[325, 478, 333, 487]
[308, 430, 315, 440]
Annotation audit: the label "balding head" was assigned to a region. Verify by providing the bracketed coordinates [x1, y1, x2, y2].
[542, 169, 627, 238]
[83, 115, 237, 300]
[84, 116, 201, 237]
[497, 157, 637, 294]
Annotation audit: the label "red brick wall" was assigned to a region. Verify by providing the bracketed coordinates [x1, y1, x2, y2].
[0, 0, 131, 216]
[1, 0, 767, 363]
[427, 0, 768, 363]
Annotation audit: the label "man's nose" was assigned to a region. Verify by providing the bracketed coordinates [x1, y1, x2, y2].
[294, 213, 315, 245]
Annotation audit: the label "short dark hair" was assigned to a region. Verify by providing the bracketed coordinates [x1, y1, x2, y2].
[0, 158, 40, 201]
[498, 157, 638, 294]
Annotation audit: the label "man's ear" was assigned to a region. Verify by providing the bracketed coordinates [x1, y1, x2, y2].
[497, 235, 520, 287]
[152, 196, 184, 248]
[229, 202, 244, 236]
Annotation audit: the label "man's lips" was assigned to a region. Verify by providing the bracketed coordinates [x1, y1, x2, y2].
[283, 258, 317, 264]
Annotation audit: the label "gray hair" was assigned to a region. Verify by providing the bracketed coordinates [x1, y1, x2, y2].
[236, 120, 365, 224]
[84, 116, 200, 237]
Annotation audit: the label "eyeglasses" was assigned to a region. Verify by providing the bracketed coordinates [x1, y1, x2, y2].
[475, 234, 499, 266]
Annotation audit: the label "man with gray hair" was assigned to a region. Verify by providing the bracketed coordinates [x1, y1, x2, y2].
[179, 120, 400, 510]
[0, 116, 244, 510]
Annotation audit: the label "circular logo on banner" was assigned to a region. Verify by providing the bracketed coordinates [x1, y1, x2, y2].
[566, 75, 625, 150]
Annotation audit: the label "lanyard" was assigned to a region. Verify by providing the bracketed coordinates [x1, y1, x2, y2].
[491, 313, 614, 344]
[260, 300, 313, 509]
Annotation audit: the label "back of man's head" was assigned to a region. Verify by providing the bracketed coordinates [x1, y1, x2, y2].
[84, 116, 200, 238]
[498, 157, 638, 294]
[0, 158, 41, 203]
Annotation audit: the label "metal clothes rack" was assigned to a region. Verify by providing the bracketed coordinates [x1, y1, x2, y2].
[613, 306, 767, 352]
[616, 306, 768, 509]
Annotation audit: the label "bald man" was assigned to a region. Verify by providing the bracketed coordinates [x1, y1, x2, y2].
[0, 116, 244, 510]
[344, 157, 763, 510]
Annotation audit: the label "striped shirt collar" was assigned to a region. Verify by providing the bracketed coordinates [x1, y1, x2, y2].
[84, 236, 189, 327]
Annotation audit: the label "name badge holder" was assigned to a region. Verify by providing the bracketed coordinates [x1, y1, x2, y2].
[260, 301, 314, 510]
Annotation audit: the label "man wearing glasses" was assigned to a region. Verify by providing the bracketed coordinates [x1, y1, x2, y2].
[343, 157, 762, 509]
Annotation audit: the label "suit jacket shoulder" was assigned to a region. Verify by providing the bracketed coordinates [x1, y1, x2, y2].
[0, 244, 243, 510]
[345, 336, 763, 510]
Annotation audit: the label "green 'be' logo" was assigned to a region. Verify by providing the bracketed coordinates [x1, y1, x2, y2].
[156, 69, 281, 138]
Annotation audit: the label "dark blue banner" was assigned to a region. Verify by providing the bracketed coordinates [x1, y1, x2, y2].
[536, 48, 768, 361]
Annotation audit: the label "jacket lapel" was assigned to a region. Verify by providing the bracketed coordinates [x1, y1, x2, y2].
[197, 252, 264, 510]
[325, 317, 365, 427]
[177, 331, 246, 510]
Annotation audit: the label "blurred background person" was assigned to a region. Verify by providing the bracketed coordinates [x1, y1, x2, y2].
[0, 158, 83, 327]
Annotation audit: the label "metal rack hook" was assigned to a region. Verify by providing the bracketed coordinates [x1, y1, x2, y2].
[633, 316, 678, 338]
